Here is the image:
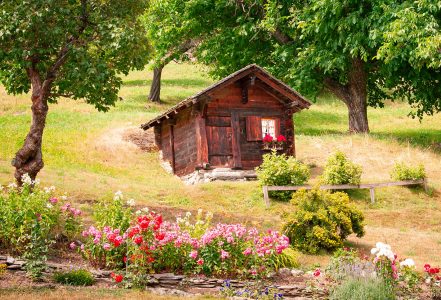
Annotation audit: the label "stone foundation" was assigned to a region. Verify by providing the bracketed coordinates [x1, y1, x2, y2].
[182, 168, 257, 185]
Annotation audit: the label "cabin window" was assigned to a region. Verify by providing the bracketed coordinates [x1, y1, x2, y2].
[246, 116, 281, 141]
[261, 118, 276, 138]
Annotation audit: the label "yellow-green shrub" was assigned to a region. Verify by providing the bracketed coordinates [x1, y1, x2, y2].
[390, 162, 426, 181]
[256, 151, 310, 201]
[283, 189, 365, 254]
[321, 151, 362, 185]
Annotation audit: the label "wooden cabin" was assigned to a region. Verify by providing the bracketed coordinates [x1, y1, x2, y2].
[141, 64, 311, 176]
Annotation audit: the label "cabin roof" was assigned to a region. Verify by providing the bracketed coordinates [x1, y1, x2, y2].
[141, 64, 311, 130]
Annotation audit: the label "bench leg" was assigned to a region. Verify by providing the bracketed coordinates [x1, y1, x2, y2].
[369, 188, 375, 204]
[263, 186, 270, 208]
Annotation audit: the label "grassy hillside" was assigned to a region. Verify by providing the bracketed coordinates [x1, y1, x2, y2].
[1, 62, 440, 267]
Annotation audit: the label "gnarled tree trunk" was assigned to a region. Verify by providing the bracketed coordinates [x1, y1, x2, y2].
[12, 70, 49, 184]
[148, 65, 163, 103]
[324, 58, 369, 133]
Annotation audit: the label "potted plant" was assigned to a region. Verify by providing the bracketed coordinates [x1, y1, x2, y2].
[262, 134, 274, 150]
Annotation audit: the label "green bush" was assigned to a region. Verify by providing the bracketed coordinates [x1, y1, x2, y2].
[321, 151, 362, 185]
[390, 162, 426, 181]
[329, 277, 395, 300]
[0, 175, 82, 280]
[256, 150, 310, 201]
[53, 269, 95, 286]
[283, 189, 365, 254]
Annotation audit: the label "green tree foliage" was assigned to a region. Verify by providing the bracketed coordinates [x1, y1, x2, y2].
[375, 0, 441, 118]
[256, 151, 310, 201]
[145, 0, 441, 133]
[321, 151, 363, 185]
[0, 0, 149, 182]
[283, 189, 365, 254]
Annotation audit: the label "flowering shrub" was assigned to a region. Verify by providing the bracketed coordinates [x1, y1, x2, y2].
[0, 175, 81, 280]
[94, 191, 133, 233]
[321, 151, 362, 185]
[256, 151, 310, 201]
[424, 263, 441, 299]
[80, 208, 291, 279]
[283, 189, 365, 254]
[326, 247, 375, 281]
[390, 162, 426, 181]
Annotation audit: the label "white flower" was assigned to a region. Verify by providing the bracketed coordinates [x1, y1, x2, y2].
[34, 179, 40, 186]
[44, 186, 56, 193]
[61, 194, 68, 201]
[197, 208, 203, 215]
[371, 242, 395, 262]
[126, 199, 136, 207]
[21, 173, 33, 185]
[8, 182, 17, 189]
[113, 190, 123, 201]
[185, 211, 192, 217]
[141, 207, 149, 213]
[135, 210, 142, 215]
[400, 258, 415, 268]
[46, 203, 53, 209]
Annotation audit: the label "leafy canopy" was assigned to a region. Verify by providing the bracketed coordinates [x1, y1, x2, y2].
[145, 0, 441, 118]
[0, 0, 149, 111]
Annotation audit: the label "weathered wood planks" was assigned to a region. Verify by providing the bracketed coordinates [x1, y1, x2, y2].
[262, 179, 429, 207]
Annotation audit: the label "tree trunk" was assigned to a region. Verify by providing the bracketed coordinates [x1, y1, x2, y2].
[324, 58, 369, 133]
[11, 72, 49, 184]
[346, 92, 369, 133]
[148, 66, 163, 103]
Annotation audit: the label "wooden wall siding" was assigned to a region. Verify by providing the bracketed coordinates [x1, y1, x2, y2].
[158, 108, 199, 175]
[155, 77, 298, 175]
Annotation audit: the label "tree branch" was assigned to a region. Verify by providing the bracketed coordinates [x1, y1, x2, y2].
[323, 77, 349, 104]
[42, 0, 91, 95]
[271, 28, 293, 44]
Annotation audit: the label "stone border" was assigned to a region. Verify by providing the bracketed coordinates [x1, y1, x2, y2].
[0, 256, 326, 299]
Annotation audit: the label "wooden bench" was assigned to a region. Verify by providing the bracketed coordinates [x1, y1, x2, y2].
[262, 179, 428, 207]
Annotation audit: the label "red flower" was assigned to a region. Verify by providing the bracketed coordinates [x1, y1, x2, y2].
[313, 268, 321, 277]
[107, 233, 116, 242]
[424, 264, 431, 272]
[128, 226, 140, 238]
[276, 135, 286, 142]
[197, 258, 204, 265]
[134, 235, 143, 245]
[429, 267, 440, 274]
[139, 220, 150, 230]
[111, 273, 123, 283]
[123, 256, 127, 263]
[263, 134, 273, 143]
[155, 232, 165, 241]
[147, 256, 155, 263]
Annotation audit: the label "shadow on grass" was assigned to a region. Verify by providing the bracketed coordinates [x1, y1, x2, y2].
[123, 78, 212, 87]
[372, 130, 441, 153]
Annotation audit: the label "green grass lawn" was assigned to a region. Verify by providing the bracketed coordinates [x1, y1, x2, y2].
[1, 62, 441, 267]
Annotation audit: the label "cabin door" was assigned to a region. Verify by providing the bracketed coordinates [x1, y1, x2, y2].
[205, 112, 242, 169]
[206, 125, 233, 167]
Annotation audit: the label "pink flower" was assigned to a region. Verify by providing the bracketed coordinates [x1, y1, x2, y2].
[189, 250, 198, 259]
[80, 244, 85, 251]
[243, 247, 252, 256]
[103, 243, 111, 251]
[197, 258, 204, 265]
[49, 197, 58, 204]
[220, 250, 230, 260]
[313, 268, 321, 277]
[69, 242, 76, 250]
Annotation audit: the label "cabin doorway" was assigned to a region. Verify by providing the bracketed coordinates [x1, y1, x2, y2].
[206, 115, 234, 167]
